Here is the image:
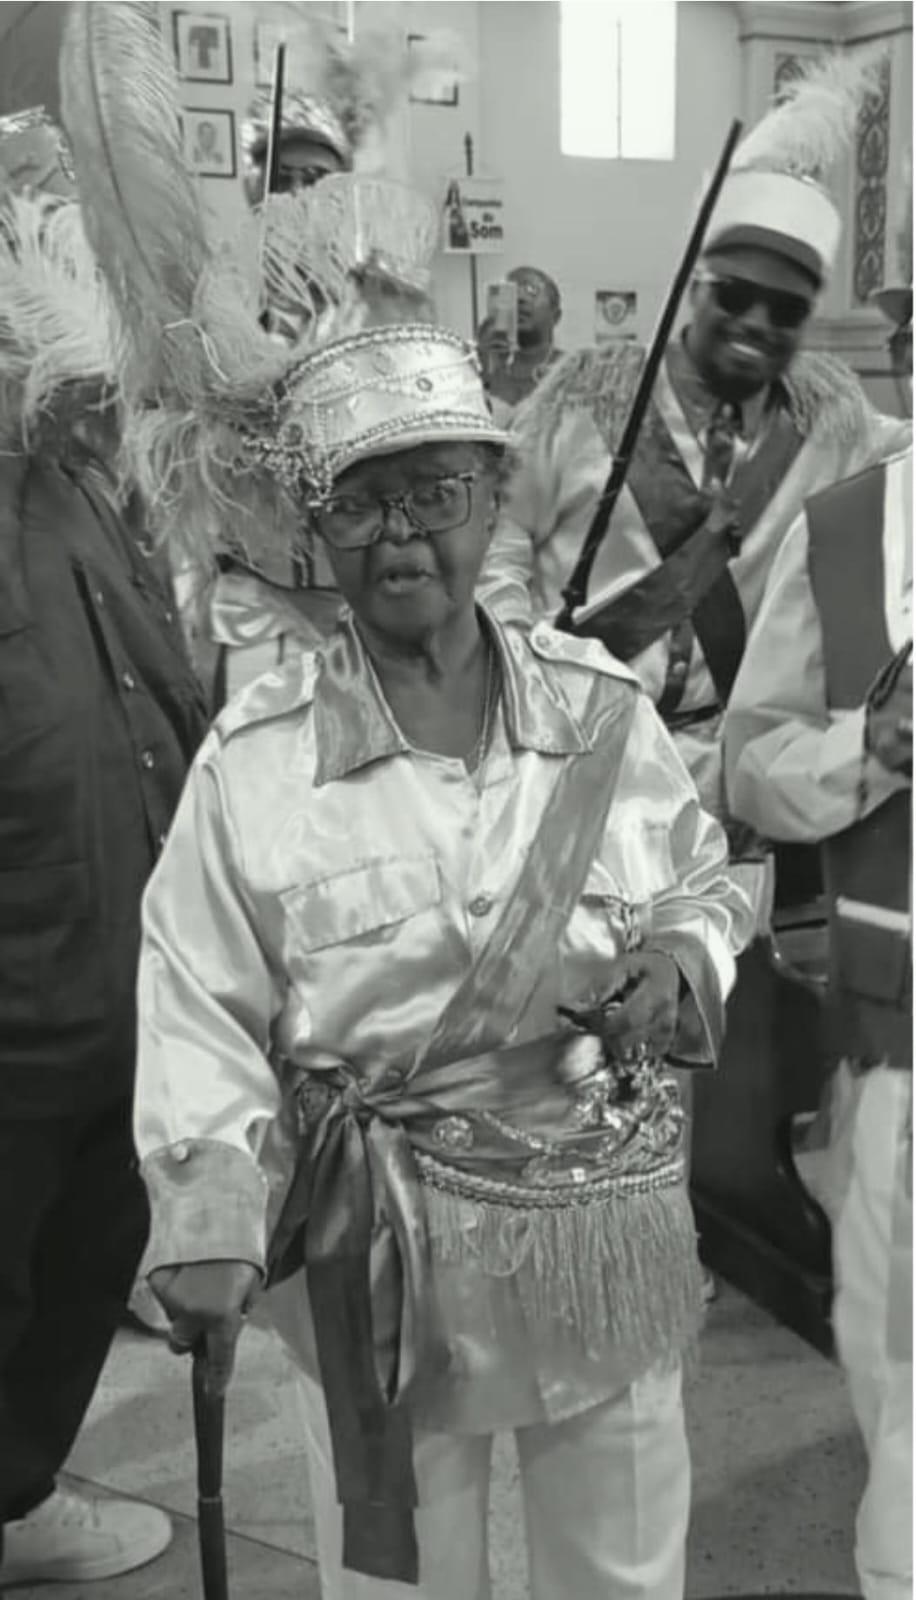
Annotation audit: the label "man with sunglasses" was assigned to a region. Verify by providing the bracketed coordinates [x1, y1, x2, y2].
[480, 64, 905, 864]
[723, 264, 912, 1600]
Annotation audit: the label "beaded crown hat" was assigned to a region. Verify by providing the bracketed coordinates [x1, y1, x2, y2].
[251, 324, 507, 498]
[704, 52, 886, 289]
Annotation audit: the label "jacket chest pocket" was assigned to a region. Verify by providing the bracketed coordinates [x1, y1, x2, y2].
[279, 853, 442, 966]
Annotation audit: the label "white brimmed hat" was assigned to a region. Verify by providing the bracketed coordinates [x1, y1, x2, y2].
[704, 53, 886, 288]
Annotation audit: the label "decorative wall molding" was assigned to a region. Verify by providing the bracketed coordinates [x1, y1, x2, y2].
[840, 2, 913, 44]
[735, 3, 844, 46]
[853, 54, 891, 303]
[735, 1, 911, 44]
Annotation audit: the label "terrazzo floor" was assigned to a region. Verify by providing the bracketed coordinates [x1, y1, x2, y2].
[14, 1283, 865, 1598]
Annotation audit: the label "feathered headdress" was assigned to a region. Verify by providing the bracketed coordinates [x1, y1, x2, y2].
[58, 1, 442, 575]
[0, 110, 117, 449]
[705, 49, 887, 286]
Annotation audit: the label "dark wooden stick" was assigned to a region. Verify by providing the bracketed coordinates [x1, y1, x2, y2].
[192, 1347, 230, 1600]
[555, 118, 744, 629]
[264, 41, 287, 198]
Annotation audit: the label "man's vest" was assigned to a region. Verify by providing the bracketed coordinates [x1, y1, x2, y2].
[807, 459, 912, 1068]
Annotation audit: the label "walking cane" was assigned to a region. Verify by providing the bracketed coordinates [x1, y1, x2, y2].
[189, 37, 287, 1589]
[191, 1345, 230, 1600]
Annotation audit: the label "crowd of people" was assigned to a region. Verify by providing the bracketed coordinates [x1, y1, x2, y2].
[0, 8, 910, 1600]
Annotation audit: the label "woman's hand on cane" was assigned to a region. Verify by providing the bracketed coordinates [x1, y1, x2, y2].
[148, 1260, 260, 1395]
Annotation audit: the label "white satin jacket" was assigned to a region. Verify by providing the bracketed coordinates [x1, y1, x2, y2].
[135, 609, 753, 1429]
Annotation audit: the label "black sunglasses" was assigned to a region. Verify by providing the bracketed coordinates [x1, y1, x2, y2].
[700, 274, 812, 331]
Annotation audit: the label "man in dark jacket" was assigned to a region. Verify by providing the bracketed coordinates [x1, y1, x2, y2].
[0, 109, 209, 1586]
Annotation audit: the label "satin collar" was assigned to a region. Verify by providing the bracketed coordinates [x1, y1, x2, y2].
[312, 607, 589, 786]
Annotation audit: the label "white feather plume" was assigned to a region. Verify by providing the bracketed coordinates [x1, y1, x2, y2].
[57, 2, 449, 572]
[735, 49, 887, 179]
[0, 190, 115, 442]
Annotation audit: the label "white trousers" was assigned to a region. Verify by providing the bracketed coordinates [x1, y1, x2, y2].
[296, 1365, 689, 1600]
[831, 1065, 913, 1600]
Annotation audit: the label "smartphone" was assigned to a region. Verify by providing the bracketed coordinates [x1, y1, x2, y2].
[486, 280, 518, 350]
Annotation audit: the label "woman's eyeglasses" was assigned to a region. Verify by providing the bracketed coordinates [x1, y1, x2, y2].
[309, 472, 479, 550]
[698, 273, 812, 331]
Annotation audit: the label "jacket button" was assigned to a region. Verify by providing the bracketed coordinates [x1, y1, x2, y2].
[140, 749, 155, 770]
[469, 894, 493, 918]
[172, 1142, 191, 1163]
[122, 671, 137, 691]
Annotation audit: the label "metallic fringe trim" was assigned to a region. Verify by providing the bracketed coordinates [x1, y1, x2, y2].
[419, 1156, 703, 1367]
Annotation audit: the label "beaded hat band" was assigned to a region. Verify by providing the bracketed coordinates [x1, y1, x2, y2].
[245, 324, 508, 498]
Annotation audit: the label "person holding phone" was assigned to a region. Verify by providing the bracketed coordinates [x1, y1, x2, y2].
[724, 267, 912, 1600]
[478, 266, 563, 423]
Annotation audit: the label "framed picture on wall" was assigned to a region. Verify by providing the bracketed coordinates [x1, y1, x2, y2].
[594, 289, 638, 343]
[407, 34, 459, 107]
[179, 108, 237, 178]
[172, 10, 233, 84]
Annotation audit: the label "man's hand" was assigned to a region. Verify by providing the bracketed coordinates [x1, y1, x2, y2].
[477, 322, 512, 380]
[148, 1260, 260, 1395]
[592, 950, 682, 1059]
[865, 656, 912, 776]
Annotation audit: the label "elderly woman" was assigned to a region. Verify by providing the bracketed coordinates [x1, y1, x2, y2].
[137, 323, 752, 1600]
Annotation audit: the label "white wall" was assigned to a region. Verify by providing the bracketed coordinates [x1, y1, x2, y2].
[476, 0, 743, 349]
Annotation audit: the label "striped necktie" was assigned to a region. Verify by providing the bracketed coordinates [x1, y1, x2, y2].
[703, 401, 741, 488]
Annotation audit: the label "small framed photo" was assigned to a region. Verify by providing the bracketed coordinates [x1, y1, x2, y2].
[172, 10, 233, 84]
[180, 108, 237, 179]
[408, 34, 459, 108]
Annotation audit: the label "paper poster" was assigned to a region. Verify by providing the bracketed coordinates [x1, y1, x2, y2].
[595, 289, 638, 343]
[442, 176, 505, 255]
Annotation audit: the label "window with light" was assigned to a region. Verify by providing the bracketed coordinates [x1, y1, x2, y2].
[560, 0, 678, 161]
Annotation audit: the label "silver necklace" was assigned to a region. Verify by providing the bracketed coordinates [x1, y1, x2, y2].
[468, 637, 499, 775]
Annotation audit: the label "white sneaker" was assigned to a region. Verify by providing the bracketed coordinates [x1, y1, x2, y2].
[0, 1486, 172, 1586]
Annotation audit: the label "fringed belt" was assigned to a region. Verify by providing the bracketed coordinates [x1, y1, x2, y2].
[264, 1034, 697, 1587]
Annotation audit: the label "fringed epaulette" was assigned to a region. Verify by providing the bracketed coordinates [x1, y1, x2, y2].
[510, 342, 645, 459]
[511, 340, 878, 462]
[782, 349, 879, 451]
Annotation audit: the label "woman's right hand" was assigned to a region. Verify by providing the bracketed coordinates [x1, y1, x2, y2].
[149, 1260, 261, 1395]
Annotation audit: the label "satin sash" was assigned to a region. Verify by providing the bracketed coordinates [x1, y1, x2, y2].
[581, 394, 804, 703]
[266, 675, 638, 1585]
